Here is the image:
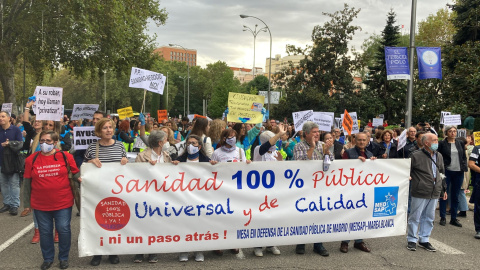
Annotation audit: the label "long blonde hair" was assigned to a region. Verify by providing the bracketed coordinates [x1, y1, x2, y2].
[160, 127, 175, 145]
[208, 119, 226, 145]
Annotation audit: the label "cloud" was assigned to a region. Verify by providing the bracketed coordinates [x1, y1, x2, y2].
[148, 0, 452, 69]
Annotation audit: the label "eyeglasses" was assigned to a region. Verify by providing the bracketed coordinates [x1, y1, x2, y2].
[186, 141, 198, 146]
[40, 139, 54, 143]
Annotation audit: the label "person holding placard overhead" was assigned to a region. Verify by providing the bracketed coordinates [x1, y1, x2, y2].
[84, 118, 128, 266]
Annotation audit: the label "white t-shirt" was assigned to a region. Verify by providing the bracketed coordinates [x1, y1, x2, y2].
[211, 147, 246, 163]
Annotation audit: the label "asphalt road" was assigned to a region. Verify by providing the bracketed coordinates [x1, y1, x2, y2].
[1, 195, 479, 270]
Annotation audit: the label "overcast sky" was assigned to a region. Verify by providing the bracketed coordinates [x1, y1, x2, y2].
[148, 0, 452, 69]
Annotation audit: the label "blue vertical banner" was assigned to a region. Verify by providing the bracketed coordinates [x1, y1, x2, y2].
[416, 47, 442, 80]
[384, 47, 410, 80]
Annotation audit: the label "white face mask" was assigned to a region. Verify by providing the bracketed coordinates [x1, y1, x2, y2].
[187, 144, 199, 155]
[162, 141, 170, 151]
[40, 142, 55, 153]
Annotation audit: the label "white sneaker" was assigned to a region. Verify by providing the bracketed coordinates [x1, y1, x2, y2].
[179, 253, 188, 262]
[266, 246, 281, 255]
[195, 252, 204, 262]
[254, 247, 263, 257]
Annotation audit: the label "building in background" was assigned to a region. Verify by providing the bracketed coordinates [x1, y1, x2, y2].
[154, 46, 197, 66]
[265, 54, 305, 75]
[230, 67, 264, 83]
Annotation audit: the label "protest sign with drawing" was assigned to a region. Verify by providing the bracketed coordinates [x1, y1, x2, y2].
[71, 104, 100, 120]
[129, 67, 166, 95]
[1, 103, 12, 115]
[227, 93, 264, 124]
[35, 86, 63, 121]
[118, 107, 134, 120]
[292, 110, 314, 131]
[157, 110, 168, 122]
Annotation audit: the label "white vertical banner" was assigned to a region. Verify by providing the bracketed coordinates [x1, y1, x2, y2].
[34, 86, 63, 121]
[292, 110, 314, 131]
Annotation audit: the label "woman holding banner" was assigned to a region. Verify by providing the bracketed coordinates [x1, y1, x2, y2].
[84, 118, 128, 266]
[377, 130, 398, 159]
[172, 135, 213, 262]
[132, 130, 171, 264]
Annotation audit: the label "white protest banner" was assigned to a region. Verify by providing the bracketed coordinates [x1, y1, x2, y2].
[129, 67, 166, 95]
[312, 112, 333, 132]
[341, 112, 359, 134]
[292, 110, 314, 131]
[443, 114, 461, 126]
[35, 86, 63, 121]
[396, 129, 408, 150]
[440, 111, 451, 125]
[372, 118, 383, 128]
[79, 159, 409, 256]
[1, 103, 12, 115]
[73, 127, 100, 150]
[457, 129, 467, 138]
[71, 104, 100, 120]
[258, 91, 280, 104]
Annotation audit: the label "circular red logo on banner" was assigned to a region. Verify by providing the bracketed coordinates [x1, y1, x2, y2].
[95, 197, 130, 231]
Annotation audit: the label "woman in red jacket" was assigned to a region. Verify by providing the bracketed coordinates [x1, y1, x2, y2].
[23, 130, 80, 270]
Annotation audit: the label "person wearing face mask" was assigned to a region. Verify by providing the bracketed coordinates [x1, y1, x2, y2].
[23, 130, 80, 270]
[407, 133, 447, 252]
[171, 135, 213, 262]
[211, 129, 251, 163]
[132, 130, 171, 264]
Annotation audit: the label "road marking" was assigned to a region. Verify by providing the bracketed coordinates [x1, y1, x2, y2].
[0, 222, 34, 253]
[429, 238, 464, 254]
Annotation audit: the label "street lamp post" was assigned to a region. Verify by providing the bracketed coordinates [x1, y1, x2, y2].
[169, 43, 190, 115]
[243, 24, 267, 77]
[240, 14, 272, 112]
[179, 76, 186, 116]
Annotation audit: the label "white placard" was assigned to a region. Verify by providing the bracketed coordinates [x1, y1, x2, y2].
[35, 86, 63, 121]
[292, 110, 314, 131]
[73, 127, 100, 150]
[443, 114, 461, 126]
[396, 129, 408, 150]
[457, 129, 467, 138]
[258, 91, 280, 104]
[341, 112, 359, 134]
[129, 67, 166, 95]
[312, 112, 333, 132]
[78, 159, 409, 256]
[1, 103, 12, 115]
[372, 118, 383, 127]
[440, 111, 451, 125]
[71, 104, 100, 120]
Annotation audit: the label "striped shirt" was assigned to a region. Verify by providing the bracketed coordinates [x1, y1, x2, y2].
[84, 140, 126, 163]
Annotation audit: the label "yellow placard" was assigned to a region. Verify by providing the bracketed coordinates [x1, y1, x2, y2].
[474, 132, 480, 146]
[117, 106, 134, 120]
[227, 92, 264, 124]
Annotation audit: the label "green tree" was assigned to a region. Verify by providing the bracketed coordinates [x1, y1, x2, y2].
[363, 10, 405, 122]
[273, 4, 361, 120]
[0, 0, 168, 113]
[449, 0, 480, 45]
[245, 75, 269, 94]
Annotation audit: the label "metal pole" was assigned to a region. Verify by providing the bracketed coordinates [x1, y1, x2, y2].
[406, 0, 416, 128]
[187, 63, 190, 116]
[104, 70, 107, 113]
[23, 51, 26, 111]
[253, 25, 256, 77]
[166, 72, 169, 111]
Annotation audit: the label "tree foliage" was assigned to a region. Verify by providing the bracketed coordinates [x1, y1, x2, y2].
[449, 0, 480, 45]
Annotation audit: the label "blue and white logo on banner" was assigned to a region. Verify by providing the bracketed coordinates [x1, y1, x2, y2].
[385, 47, 410, 80]
[417, 47, 442, 80]
[373, 187, 399, 217]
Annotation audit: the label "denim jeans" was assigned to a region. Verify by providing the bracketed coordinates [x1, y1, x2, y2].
[439, 170, 464, 220]
[407, 197, 437, 243]
[0, 169, 20, 208]
[458, 189, 468, 212]
[34, 207, 72, 262]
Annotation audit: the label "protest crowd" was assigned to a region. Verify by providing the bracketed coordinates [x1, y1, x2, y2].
[1, 99, 480, 270]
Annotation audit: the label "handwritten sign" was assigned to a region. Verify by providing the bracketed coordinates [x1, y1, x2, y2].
[258, 91, 280, 104]
[78, 159, 409, 256]
[443, 114, 461, 126]
[157, 110, 168, 122]
[71, 104, 100, 120]
[334, 117, 343, 130]
[474, 132, 480, 146]
[73, 127, 100, 150]
[1, 103, 12, 115]
[456, 129, 467, 139]
[292, 110, 314, 131]
[342, 110, 353, 135]
[373, 118, 383, 128]
[440, 111, 451, 125]
[35, 86, 63, 121]
[341, 111, 359, 135]
[227, 93, 264, 124]
[312, 112, 333, 132]
[129, 67, 166, 95]
[118, 107, 134, 120]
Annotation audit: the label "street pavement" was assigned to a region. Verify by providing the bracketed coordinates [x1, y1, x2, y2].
[1, 200, 480, 270]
